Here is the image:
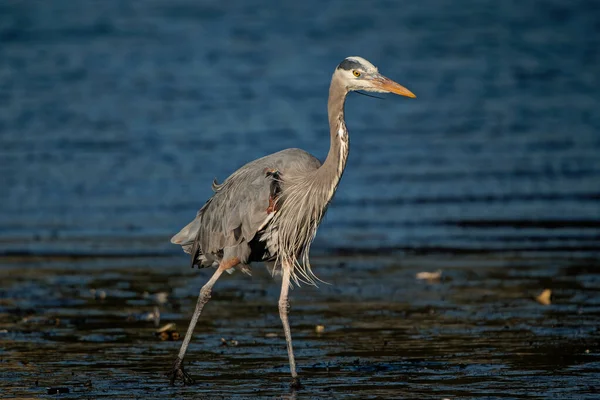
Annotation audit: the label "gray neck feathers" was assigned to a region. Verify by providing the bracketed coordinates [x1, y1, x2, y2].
[271, 74, 349, 286]
[320, 75, 349, 191]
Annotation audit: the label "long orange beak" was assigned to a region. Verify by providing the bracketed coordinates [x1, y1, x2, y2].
[374, 75, 416, 98]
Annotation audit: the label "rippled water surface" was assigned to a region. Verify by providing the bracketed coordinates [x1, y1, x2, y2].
[1, 0, 599, 257]
[1, 0, 599, 398]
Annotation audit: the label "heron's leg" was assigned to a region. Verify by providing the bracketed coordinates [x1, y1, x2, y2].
[169, 257, 239, 385]
[279, 261, 302, 389]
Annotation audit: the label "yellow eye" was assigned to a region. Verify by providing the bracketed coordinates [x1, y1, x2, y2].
[352, 70, 361, 77]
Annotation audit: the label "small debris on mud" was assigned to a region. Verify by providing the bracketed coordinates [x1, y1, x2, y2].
[47, 387, 70, 395]
[90, 289, 107, 300]
[145, 307, 161, 327]
[220, 338, 239, 347]
[157, 331, 180, 341]
[416, 270, 442, 282]
[315, 325, 325, 333]
[535, 289, 552, 305]
[156, 323, 176, 333]
[128, 306, 161, 327]
[155, 292, 169, 304]
[265, 332, 278, 338]
[155, 323, 180, 341]
[143, 291, 169, 305]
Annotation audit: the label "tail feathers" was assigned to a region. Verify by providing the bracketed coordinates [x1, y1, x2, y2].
[170, 217, 203, 268]
[171, 217, 201, 245]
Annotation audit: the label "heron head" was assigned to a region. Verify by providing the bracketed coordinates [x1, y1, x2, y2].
[335, 56, 416, 98]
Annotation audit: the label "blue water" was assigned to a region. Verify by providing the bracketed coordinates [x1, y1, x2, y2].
[1, 0, 599, 257]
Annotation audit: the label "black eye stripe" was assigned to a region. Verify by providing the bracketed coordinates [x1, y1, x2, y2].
[337, 59, 363, 71]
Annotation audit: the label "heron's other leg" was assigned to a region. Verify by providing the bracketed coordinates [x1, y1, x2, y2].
[169, 257, 239, 385]
[279, 261, 302, 389]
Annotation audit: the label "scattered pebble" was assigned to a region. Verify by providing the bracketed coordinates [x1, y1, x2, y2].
[90, 289, 107, 300]
[220, 337, 239, 347]
[315, 325, 325, 333]
[416, 270, 442, 282]
[154, 323, 180, 341]
[154, 292, 169, 305]
[128, 306, 163, 327]
[535, 289, 552, 305]
[156, 323, 176, 333]
[144, 307, 161, 327]
[143, 291, 169, 304]
[47, 387, 70, 395]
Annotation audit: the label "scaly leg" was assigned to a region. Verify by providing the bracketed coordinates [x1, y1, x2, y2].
[169, 257, 239, 385]
[279, 261, 302, 389]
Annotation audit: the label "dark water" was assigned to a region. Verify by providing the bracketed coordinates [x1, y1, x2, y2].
[1, 0, 600, 398]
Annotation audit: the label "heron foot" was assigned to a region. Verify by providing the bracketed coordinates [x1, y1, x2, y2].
[290, 376, 303, 390]
[169, 357, 195, 386]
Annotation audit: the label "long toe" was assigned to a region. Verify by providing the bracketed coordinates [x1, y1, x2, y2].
[290, 377, 303, 390]
[181, 369, 195, 386]
[169, 366, 195, 386]
[169, 358, 195, 386]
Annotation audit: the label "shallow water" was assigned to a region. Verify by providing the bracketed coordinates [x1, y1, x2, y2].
[1, 0, 600, 398]
[1, 0, 599, 258]
[1, 254, 600, 398]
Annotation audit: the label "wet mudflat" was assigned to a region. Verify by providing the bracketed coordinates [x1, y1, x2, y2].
[1, 253, 599, 399]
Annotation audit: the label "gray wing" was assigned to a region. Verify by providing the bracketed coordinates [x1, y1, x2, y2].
[171, 148, 321, 268]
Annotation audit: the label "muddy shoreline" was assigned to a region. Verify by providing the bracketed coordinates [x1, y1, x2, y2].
[2, 253, 599, 398]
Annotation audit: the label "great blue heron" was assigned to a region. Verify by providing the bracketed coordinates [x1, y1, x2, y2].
[169, 56, 415, 388]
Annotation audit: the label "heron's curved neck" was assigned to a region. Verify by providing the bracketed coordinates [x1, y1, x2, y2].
[319, 77, 349, 185]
